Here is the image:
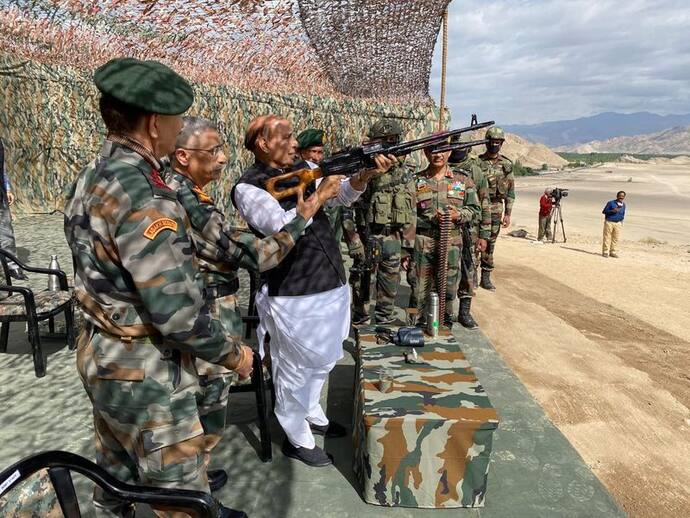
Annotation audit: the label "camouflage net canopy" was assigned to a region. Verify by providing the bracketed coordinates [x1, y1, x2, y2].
[0, 0, 450, 100]
[0, 0, 450, 213]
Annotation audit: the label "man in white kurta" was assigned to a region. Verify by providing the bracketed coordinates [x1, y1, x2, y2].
[233, 115, 395, 466]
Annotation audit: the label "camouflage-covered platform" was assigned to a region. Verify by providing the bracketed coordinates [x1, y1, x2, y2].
[354, 327, 499, 508]
[0, 214, 624, 517]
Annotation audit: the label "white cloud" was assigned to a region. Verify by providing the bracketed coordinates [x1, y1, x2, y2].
[430, 0, 690, 124]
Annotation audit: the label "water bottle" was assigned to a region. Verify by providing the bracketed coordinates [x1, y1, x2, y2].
[47, 255, 61, 291]
[426, 292, 439, 338]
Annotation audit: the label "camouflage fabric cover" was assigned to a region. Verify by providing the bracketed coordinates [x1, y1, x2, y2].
[353, 326, 499, 508]
[0, 469, 61, 517]
[0, 290, 71, 317]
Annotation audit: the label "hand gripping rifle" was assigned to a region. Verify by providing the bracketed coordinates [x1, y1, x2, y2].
[264, 121, 494, 200]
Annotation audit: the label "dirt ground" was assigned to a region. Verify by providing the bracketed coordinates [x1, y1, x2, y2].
[472, 162, 690, 517]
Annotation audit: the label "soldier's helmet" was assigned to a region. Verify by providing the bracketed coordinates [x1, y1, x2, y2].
[485, 126, 505, 141]
[368, 118, 404, 139]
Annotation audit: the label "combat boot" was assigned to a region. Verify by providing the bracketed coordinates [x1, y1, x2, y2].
[457, 298, 478, 329]
[480, 269, 496, 291]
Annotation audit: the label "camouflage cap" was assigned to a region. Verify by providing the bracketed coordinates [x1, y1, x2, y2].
[94, 58, 194, 115]
[296, 128, 325, 149]
[368, 118, 404, 139]
[485, 126, 505, 140]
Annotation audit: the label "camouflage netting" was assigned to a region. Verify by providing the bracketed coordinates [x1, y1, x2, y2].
[0, 0, 451, 213]
[0, 57, 446, 214]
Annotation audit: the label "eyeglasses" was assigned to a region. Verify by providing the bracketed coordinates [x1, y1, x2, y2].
[179, 144, 226, 157]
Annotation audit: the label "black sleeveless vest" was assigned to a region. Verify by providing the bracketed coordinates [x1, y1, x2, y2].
[232, 161, 346, 297]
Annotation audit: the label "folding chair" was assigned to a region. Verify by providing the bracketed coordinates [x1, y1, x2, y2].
[0, 249, 75, 377]
[0, 450, 219, 517]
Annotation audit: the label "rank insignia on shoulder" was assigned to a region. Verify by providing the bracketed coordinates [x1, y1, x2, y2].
[144, 218, 178, 240]
[192, 186, 213, 204]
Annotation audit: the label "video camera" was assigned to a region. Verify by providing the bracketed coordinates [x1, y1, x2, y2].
[551, 187, 569, 203]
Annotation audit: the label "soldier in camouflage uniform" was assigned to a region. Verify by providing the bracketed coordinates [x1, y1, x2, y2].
[476, 127, 515, 291]
[166, 117, 322, 492]
[63, 58, 252, 518]
[296, 128, 344, 243]
[347, 119, 416, 325]
[413, 145, 480, 327]
[448, 144, 491, 327]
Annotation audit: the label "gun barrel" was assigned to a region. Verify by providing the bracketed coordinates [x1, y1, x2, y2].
[430, 139, 489, 154]
[385, 121, 494, 157]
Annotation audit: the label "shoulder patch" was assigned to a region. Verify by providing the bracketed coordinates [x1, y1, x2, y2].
[144, 218, 178, 240]
[192, 186, 214, 204]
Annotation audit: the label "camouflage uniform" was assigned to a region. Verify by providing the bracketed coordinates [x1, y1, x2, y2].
[64, 138, 246, 516]
[348, 162, 416, 324]
[165, 169, 306, 465]
[412, 166, 480, 324]
[477, 153, 515, 273]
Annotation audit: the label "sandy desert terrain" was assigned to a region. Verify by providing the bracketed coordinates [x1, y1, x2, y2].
[472, 162, 690, 517]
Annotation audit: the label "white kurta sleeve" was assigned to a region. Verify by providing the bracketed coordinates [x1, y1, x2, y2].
[234, 183, 307, 235]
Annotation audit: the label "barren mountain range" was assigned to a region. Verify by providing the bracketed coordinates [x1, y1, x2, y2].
[559, 126, 690, 154]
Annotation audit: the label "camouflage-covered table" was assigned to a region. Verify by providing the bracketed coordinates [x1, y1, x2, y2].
[353, 326, 499, 508]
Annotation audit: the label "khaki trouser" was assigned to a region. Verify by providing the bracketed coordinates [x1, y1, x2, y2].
[538, 214, 553, 241]
[602, 220, 622, 254]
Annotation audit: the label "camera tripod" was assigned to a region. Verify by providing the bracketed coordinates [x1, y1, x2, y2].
[550, 202, 567, 243]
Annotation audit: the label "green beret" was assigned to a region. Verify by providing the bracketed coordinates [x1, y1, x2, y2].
[368, 118, 404, 139]
[297, 128, 325, 150]
[94, 58, 194, 115]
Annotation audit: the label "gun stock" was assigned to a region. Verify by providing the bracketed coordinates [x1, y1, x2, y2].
[264, 167, 323, 201]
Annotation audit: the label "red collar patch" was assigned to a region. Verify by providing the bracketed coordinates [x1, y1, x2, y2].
[150, 169, 170, 190]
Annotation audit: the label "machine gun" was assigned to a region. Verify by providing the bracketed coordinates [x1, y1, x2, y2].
[265, 121, 494, 200]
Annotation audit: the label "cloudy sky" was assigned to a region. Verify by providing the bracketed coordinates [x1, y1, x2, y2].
[429, 0, 690, 126]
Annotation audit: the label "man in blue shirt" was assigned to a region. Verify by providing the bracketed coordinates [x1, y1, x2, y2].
[602, 190, 626, 258]
[0, 137, 27, 280]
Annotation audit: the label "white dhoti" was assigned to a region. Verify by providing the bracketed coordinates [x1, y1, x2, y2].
[256, 283, 351, 448]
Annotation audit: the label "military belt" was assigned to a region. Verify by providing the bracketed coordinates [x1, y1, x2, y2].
[204, 279, 239, 299]
[489, 195, 505, 203]
[92, 326, 162, 344]
[370, 224, 394, 236]
[416, 227, 460, 239]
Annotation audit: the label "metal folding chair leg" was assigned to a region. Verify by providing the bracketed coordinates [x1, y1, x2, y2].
[252, 352, 272, 462]
[0, 322, 8, 353]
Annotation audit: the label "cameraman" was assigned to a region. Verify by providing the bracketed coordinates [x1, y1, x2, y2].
[538, 188, 554, 242]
